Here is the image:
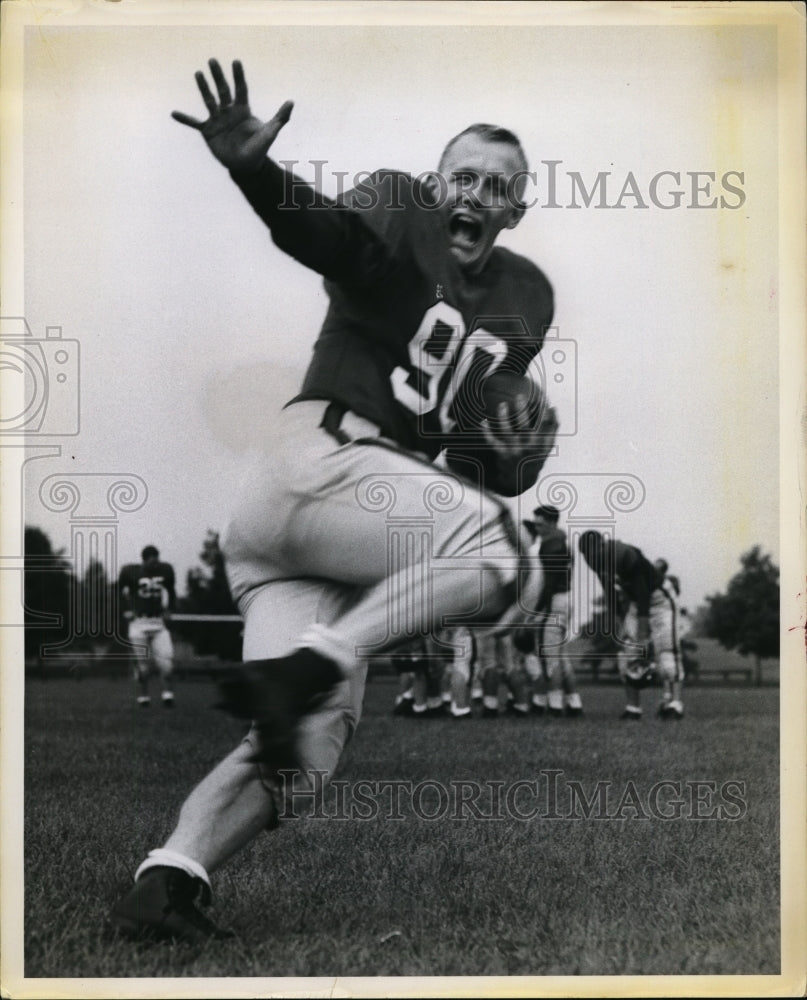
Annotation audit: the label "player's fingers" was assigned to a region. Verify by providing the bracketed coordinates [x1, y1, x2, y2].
[479, 418, 498, 449]
[269, 99, 294, 131]
[171, 110, 205, 130]
[496, 401, 514, 434]
[511, 393, 531, 430]
[195, 70, 218, 115]
[233, 59, 248, 105]
[251, 100, 294, 150]
[539, 405, 559, 436]
[209, 57, 233, 106]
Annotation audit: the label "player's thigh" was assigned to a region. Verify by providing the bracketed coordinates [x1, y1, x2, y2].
[288, 445, 514, 584]
[127, 621, 151, 671]
[224, 409, 515, 591]
[649, 603, 675, 652]
[150, 627, 174, 675]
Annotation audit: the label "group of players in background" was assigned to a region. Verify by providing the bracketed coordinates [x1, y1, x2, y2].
[119, 510, 688, 725]
[391, 503, 687, 723]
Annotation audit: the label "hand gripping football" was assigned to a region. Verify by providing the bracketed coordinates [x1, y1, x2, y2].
[481, 370, 544, 434]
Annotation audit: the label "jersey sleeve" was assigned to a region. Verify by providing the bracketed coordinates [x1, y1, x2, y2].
[229, 161, 400, 285]
[161, 563, 177, 612]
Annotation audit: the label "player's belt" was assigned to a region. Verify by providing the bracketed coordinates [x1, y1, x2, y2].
[320, 401, 384, 444]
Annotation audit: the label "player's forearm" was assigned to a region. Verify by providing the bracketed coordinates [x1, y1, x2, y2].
[229, 159, 373, 281]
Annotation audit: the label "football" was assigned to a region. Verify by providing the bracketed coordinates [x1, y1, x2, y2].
[481, 369, 544, 433]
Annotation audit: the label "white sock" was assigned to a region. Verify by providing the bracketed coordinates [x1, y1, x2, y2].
[625, 704, 642, 715]
[548, 690, 564, 711]
[298, 624, 354, 674]
[451, 705, 472, 717]
[532, 694, 548, 708]
[135, 848, 211, 889]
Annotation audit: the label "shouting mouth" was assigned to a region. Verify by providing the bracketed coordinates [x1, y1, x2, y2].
[448, 211, 483, 252]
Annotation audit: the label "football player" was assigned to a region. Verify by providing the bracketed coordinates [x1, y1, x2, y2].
[442, 626, 476, 719]
[390, 639, 420, 716]
[111, 58, 557, 942]
[119, 546, 176, 708]
[578, 531, 660, 720]
[519, 505, 582, 717]
[650, 558, 685, 719]
[391, 635, 447, 718]
[478, 630, 531, 717]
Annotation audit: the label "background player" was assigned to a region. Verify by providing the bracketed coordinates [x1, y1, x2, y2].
[119, 545, 177, 708]
[578, 530, 658, 721]
[518, 504, 582, 717]
[111, 58, 558, 942]
[442, 626, 476, 720]
[478, 630, 531, 717]
[651, 558, 685, 719]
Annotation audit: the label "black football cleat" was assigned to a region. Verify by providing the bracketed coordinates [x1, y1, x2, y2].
[216, 649, 342, 771]
[620, 709, 643, 721]
[109, 867, 234, 943]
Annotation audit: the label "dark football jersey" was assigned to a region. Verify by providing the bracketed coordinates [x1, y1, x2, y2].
[611, 542, 657, 617]
[536, 526, 572, 609]
[119, 562, 175, 618]
[231, 164, 554, 458]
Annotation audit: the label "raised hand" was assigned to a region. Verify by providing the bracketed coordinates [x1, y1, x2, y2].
[172, 58, 293, 174]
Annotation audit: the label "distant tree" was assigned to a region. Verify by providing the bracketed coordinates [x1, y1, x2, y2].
[23, 526, 74, 663]
[702, 546, 779, 686]
[176, 530, 241, 660]
[686, 604, 711, 638]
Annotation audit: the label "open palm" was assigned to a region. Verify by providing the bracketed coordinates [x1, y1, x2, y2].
[172, 58, 293, 173]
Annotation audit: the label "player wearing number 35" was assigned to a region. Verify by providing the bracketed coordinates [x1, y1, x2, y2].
[110, 58, 558, 942]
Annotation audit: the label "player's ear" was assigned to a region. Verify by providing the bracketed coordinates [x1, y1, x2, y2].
[505, 202, 526, 229]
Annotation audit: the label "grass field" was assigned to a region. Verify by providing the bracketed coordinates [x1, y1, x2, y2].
[22, 670, 780, 981]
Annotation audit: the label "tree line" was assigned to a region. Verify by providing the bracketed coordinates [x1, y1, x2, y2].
[23, 527, 779, 680]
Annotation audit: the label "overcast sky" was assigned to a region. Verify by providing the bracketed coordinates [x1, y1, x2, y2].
[8, 5, 792, 614]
